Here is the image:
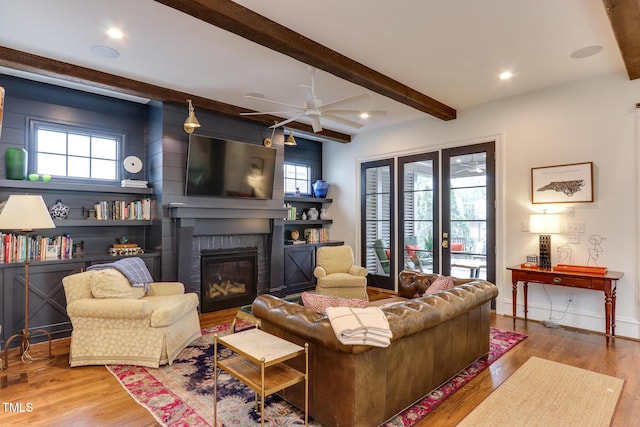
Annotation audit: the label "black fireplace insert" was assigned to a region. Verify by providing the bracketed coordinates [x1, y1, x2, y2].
[200, 247, 258, 312]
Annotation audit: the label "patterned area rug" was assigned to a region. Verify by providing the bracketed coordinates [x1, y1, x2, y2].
[107, 325, 527, 426]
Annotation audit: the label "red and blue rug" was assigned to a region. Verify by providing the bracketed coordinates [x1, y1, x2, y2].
[108, 325, 526, 426]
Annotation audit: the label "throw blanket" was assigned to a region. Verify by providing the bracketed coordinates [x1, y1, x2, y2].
[87, 257, 153, 288]
[326, 306, 392, 347]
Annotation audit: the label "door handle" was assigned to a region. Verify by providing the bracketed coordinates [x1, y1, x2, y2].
[442, 232, 449, 248]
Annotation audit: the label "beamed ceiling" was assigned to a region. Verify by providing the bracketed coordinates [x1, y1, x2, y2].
[0, 0, 639, 143]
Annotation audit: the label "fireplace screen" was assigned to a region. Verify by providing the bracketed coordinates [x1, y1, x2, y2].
[200, 247, 258, 312]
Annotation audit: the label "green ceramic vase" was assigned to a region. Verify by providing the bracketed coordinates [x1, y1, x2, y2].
[5, 147, 28, 180]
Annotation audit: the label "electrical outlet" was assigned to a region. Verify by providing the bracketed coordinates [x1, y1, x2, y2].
[567, 222, 585, 233]
[566, 294, 575, 304]
[522, 221, 530, 232]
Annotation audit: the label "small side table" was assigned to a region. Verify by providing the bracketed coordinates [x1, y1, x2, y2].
[214, 328, 308, 426]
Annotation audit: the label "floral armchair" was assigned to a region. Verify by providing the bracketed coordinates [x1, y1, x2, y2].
[313, 245, 368, 300]
[62, 269, 201, 368]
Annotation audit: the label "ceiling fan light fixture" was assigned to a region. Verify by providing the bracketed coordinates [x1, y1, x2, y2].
[284, 129, 297, 146]
[183, 99, 201, 134]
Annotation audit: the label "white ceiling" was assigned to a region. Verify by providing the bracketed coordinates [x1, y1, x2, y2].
[0, 0, 625, 136]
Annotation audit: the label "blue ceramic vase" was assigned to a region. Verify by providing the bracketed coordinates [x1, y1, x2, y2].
[312, 180, 329, 198]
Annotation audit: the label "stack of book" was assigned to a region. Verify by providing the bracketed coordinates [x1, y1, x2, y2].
[121, 179, 148, 188]
[109, 243, 144, 256]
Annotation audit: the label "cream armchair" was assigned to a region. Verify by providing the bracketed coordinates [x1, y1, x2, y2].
[62, 269, 201, 368]
[313, 245, 368, 300]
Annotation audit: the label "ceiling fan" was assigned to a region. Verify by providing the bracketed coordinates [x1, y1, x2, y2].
[455, 159, 485, 174]
[240, 67, 387, 132]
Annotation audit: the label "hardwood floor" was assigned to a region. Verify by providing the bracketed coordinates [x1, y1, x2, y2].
[1, 306, 638, 426]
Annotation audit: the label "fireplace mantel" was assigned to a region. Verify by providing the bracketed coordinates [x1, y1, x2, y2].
[171, 202, 286, 299]
[169, 203, 288, 220]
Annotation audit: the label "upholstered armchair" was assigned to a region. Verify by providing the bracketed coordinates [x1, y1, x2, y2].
[313, 245, 368, 300]
[62, 269, 201, 368]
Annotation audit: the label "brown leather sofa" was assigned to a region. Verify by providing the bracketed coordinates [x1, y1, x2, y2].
[251, 274, 498, 427]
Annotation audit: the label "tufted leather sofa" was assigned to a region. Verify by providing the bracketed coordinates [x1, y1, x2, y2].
[252, 274, 498, 427]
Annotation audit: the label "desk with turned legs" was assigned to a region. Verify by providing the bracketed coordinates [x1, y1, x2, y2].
[507, 265, 623, 344]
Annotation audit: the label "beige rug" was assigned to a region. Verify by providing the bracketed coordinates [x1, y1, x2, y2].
[458, 356, 624, 427]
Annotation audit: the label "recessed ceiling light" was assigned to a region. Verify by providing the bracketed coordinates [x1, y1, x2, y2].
[360, 112, 370, 119]
[90, 45, 120, 58]
[570, 45, 602, 59]
[107, 27, 124, 39]
[499, 71, 513, 80]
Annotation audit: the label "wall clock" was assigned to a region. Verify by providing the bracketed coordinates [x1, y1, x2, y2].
[123, 155, 143, 174]
[263, 137, 272, 147]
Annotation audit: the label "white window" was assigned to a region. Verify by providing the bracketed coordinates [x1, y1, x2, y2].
[284, 163, 311, 195]
[31, 121, 121, 181]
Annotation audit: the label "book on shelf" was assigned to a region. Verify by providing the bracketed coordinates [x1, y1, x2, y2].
[93, 198, 151, 221]
[0, 233, 73, 263]
[303, 228, 330, 244]
[285, 239, 307, 245]
[121, 179, 148, 188]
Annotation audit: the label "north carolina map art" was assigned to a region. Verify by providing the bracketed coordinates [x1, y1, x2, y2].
[537, 179, 585, 197]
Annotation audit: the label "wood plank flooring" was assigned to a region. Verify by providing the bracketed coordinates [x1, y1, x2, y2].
[1, 303, 638, 426]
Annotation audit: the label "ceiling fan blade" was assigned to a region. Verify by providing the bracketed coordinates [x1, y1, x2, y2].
[323, 109, 388, 117]
[245, 94, 304, 111]
[322, 114, 364, 129]
[270, 114, 305, 129]
[310, 117, 323, 133]
[318, 92, 373, 111]
[240, 111, 300, 116]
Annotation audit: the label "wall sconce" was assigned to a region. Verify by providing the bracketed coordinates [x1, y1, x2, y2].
[183, 99, 201, 134]
[530, 210, 561, 269]
[284, 128, 297, 146]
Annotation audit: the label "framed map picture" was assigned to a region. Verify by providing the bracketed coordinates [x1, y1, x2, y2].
[531, 162, 593, 204]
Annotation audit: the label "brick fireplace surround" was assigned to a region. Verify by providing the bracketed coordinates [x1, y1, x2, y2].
[169, 203, 287, 311]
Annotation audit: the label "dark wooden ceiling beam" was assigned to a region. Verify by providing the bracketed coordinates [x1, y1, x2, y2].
[153, 0, 457, 121]
[0, 46, 351, 143]
[603, 0, 640, 80]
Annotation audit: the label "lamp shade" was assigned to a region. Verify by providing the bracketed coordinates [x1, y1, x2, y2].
[0, 195, 56, 231]
[183, 99, 201, 134]
[530, 212, 560, 234]
[284, 129, 297, 146]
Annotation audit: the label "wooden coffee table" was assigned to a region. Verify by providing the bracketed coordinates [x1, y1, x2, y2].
[214, 328, 309, 426]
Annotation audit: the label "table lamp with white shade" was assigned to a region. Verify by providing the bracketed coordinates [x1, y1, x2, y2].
[530, 210, 561, 269]
[0, 194, 55, 369]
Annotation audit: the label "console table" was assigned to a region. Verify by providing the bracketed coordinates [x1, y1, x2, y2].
[507, 265, 624, 344]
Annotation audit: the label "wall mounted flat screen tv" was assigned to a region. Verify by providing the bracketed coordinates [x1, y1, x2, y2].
[185, 135, 277, 199]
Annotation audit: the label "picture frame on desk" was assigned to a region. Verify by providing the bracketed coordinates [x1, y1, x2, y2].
[531, 161, 593, 204]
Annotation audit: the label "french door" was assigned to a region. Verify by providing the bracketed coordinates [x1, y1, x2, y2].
[361, 159, 395, 290]
[440, 142, 495, 282]
[361, 142, 495, 290]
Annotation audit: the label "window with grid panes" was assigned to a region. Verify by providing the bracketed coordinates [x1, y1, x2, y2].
[30, 120, 121, 182]
[284, 162, 311, 195]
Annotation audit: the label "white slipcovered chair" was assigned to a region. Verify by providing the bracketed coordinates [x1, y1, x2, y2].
[313, 245, 368, 300]
[62, 269, 201, 368]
